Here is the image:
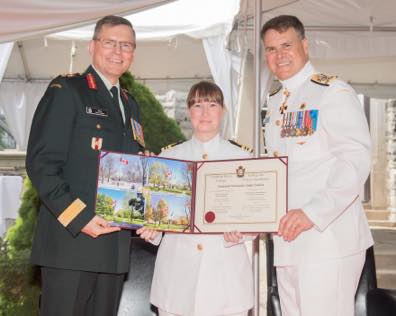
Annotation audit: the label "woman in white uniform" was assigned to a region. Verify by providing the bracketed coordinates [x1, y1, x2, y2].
[137, 81, 254, 316]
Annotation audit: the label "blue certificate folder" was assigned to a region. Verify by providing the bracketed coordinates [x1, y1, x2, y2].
[95, 151, 288, 233]
[96, 151, 195, 233]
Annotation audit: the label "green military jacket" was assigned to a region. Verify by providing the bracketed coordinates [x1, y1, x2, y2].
[26, 66, 143, 273]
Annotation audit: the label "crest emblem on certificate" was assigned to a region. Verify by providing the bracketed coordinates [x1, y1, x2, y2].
[130, 118, 145, 147]
[236, 166, 245, 178]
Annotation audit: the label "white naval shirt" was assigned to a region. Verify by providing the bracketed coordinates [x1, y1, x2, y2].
[265, 62, 373, 266]
[149, 134, 254, 316]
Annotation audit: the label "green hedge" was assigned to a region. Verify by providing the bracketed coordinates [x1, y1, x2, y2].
[0, 178, 40, 316]
[120, 72, 185, 153]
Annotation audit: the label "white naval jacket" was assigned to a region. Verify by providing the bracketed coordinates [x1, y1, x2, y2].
[150, 134, 254, 316]
[265, 62, 373, 266]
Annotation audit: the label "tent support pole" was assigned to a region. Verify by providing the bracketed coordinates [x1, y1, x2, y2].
[16, 41, 31, 81]
[253, 0, 262, 315]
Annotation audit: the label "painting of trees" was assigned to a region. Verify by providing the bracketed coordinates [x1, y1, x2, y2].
[156, 199, 169, 224]
[95, 194, 114, 218]
[182, 162, 194, 191]
[144, 194, 154, 223]
[139, 156, 149, 185]
[184, 200, 191, 222]
[148, 162, 169, 188]
[103, 156, 115, 182]
[99, 164, 105, 183]
[125, 161, 141, 183]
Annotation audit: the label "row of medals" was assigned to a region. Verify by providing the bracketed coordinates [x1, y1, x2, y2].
[280, 109, 319, 138]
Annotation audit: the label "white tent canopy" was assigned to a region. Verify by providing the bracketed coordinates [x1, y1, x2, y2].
[51, 0, 239, 41]
[260, 0, 396, 59]
[0, 0, 240, 149]
[0, 0, 176, 43]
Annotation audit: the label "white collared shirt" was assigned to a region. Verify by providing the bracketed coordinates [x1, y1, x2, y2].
[92, 65, 125, 122]
[161, 133, 251, 161]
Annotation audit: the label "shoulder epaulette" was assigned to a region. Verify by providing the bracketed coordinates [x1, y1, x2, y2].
[269, 81, 282, 96]
[228, 140, 253, 153]
[60, 72, 81, 78]
[49, 83, 62, 89]
[161, 140, 185, 152]
[269, 85, 281, 96]
[311, 73, 337, 86]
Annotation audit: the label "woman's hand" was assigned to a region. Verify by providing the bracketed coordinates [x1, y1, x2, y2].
[138, 150, 156, 156]
[136, 227, 160, 242]
[223, 231, 244, 243]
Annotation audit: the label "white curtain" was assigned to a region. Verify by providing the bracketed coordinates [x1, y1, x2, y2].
[0, 81, 49, 150]
[203, 35, 240, 139]
[0, 0, 174, 43]
[0, 42, 14, 82]
[235, 50, 274, 149]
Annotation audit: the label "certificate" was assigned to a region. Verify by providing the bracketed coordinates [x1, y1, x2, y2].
[95, 151, 287, 233]
[194, 158, 287, 232]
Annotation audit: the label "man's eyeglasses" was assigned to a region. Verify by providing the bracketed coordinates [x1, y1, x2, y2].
[95, 38, 135, 53]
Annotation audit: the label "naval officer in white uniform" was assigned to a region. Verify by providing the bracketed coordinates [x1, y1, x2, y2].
[137, 81, 254, 316]
[261, 15, 373, 316]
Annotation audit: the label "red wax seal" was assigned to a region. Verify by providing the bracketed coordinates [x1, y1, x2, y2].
[204, 211, 215, 223]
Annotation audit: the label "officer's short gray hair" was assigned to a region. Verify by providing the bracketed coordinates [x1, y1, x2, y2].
[260, 15, 305, 40]
[93, 15, 136, 48]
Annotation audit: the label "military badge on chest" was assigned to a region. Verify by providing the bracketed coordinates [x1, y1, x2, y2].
[91, 137, 103, 150]
[280, 109, 319, 138]
[86, 106, 108, 117]
[130, 118, 145, 147]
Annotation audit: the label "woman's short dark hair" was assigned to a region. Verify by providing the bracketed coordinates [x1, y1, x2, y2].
[260, 15, 305, 40]
[186, 81, 224, 108]
[93, 15, 136, 48]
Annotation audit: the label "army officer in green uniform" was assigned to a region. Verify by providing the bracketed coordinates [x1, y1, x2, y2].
[26, 15, 144, 316]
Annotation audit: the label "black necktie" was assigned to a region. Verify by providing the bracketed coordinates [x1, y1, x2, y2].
[110, 86, 125, 123]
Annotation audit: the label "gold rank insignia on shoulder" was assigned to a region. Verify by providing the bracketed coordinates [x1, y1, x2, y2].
[311, 73, 337, 86]
[61, 72, 81, 78]
[269, 84, 282, 96]
[161, 140, 185, 152]
[228, 140, 253, 153]
[49, 83, 62, 89]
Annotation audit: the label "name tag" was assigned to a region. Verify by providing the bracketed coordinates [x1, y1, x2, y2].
[86, 106, 108, 117]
